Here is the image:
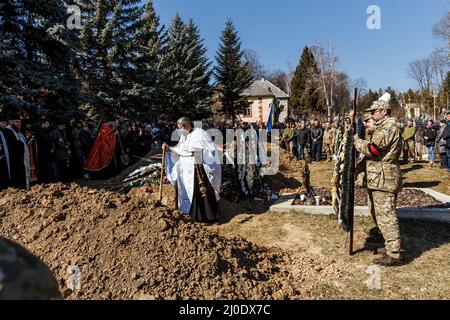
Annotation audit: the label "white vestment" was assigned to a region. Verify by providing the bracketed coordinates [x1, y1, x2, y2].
[165, 128, 221, 214]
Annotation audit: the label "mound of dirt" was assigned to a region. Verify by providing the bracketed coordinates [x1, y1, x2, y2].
[0, 183, 308, 300]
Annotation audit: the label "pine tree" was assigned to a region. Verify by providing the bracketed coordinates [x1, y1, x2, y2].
[358, 90, 379, 112]
[76, 0, 143, 119]
[113, 0, 146, 118]
[386, 87, 404, 117]
[0, 0, 81, 118]
[184, 19, 212, 119]
[122, 0, 165, 120]
[290, 47, 319, 114]
[159, 14, 212, 120]
[213, 19, 253, 123]
[76, 0, 118, 118]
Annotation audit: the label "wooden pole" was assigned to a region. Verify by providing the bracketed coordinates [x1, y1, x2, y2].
[159, 148, 167, 203]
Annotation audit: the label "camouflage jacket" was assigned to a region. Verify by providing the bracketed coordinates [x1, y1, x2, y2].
[354, 117, 403, 193]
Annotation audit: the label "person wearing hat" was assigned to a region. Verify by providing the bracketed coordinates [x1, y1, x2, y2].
[2, 113, 30, 189]
[0, 113, 11, 190]
[350, 100, 404, 266]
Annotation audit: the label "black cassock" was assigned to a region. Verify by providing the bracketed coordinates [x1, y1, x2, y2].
[3, 128, 27, 189]
[0, 129, 11, 190]
[176, 164, 219, 223]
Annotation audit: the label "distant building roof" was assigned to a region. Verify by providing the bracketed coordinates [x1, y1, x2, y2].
[242, 78, 289, 99]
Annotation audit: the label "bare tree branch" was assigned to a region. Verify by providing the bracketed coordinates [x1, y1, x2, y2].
[407, 58, 433, 93]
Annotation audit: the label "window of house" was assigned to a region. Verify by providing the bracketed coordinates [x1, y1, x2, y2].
[244, 102, 252, 117]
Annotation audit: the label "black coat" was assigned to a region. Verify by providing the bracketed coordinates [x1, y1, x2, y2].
[424, 126, 437, 147]
[310, 126, 324, 144]
[2, 128, 27, 189]
[80, 130, 93, 158]
[0, 129, 11, 189]
[443, 123, 450, 149]
[296, 128, 310, 145]
[36, 127, 54, 162]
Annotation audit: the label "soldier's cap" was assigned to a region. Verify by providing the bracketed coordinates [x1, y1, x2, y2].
[365, 100, 391, 112]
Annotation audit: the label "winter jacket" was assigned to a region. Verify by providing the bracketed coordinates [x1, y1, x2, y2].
[310, 126, 323, 144]
[296, 128, 310, 146]
[423, 126, 437, 147]
[355, 117, 402, 193]
[442, 123, 450, 149]
[282, 128, 295, 142]
[437, 125, 446, 153]
[402, 126, 416, 141]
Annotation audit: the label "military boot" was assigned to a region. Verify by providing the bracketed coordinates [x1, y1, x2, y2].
[373, 254, 404, 267]
[365, 227, 385, 244]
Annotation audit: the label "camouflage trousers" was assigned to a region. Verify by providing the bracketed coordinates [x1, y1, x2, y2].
[323, 144, 334, 161]
[368, 190, 404, 259]
[403, 140, 415, 162]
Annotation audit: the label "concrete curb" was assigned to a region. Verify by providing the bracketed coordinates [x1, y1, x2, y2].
[269, 188, 450, 224]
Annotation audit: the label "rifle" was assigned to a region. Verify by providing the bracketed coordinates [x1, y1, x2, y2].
[349, 88, 358, 256]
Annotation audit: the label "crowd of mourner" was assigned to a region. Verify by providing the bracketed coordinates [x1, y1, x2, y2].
[279, 112, 450, 170]
[1, 110, 450, 192]
[0, 112, 176, 191]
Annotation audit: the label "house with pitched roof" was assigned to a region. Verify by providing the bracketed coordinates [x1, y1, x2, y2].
[240, 78, 289, 125]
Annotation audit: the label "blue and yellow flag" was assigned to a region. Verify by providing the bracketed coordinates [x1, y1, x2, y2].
[267, 103, 276, 133]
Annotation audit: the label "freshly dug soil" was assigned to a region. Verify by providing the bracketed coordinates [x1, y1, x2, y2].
[293, 187, 447, 208]
[0, 183, 311, 300]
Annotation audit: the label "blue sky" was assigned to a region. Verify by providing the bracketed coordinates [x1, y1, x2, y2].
[152, 0, 448, 92]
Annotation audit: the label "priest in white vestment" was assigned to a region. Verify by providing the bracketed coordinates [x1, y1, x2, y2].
[163, 117, 221, 223]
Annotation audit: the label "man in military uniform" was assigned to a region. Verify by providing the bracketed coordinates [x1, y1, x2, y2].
[402, 119, 417, 163]
[351, 100, 404, 266]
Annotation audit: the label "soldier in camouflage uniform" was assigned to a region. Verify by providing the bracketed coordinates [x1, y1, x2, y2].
[0, 237, 61, 299]
[352, 100, 405, 266]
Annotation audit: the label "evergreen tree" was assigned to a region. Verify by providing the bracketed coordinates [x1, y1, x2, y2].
[213, 19, 253, 123]
[386, 87, 404, 118]
[290, 47, 320, 114]
[76, 0, 119, 118]
[184, 19, 212, 119]
[159, 14, 211, 120]
[119, 0, 164, 120]
[0, 0, 81, 118]
[358, 90, 379, 112]
[117, 0, 163, 118]
[76, 0, 143, 119]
